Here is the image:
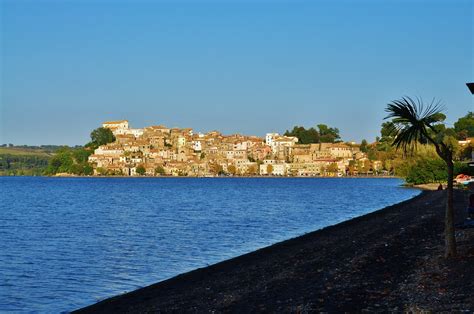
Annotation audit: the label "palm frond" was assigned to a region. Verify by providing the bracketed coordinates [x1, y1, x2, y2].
[384, 96, 444, 154]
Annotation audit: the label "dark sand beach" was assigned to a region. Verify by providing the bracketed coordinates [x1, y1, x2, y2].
[75, 190, 474, 313]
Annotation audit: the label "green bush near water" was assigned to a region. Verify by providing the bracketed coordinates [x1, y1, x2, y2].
[404, 157, 474, 185]
[405, 158, 447, 185]
[45, 127, 115, 176]
[45, 147, 94, 175]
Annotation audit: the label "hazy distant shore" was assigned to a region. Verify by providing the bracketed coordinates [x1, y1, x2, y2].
[74, 190, 474, 313]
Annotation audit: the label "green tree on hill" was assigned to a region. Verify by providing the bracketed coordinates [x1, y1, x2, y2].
[155, 165, 165, 175]
[45, 147, 94, 175]
[318, 124, 340, 143]
[46, 127, 116, 176]
[376, 121, 397, 152]
[86, 127, 115, 150]
[326, 162, 339, 174]
[72, 149, 91, 163]
[385, 96, 458, 258]
[46, 148, 74, 174]
[380, 121, 396, 140]
[284, 124, 340, 144]
[454, 112, 474, 139]
[284, 126, 319, 144]
[360, 139, 369, 153]
[136, 165, 146, 176]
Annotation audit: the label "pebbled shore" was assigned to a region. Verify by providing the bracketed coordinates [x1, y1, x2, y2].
[75, 190, 474, 313]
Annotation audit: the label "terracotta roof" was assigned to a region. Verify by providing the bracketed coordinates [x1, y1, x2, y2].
[103, 120, 128, 124]
[274, 137, 297, 142]
[329, 144, 351, 149]
[313, 158, 338, 162]
[148, 125, 169, 129]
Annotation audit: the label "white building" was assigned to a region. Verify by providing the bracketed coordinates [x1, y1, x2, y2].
[102, 120, 143, 137]
[192, 140, 203, 151]
[234, 160, 258, 174]
[102, 120, 130, 135]
[259, 161, 288, 176]
[328, 144, 353, 158]
[265, 133, 280, 147]
[177, 136, 186, 147]
[127, 128, 144, 137]
[271, 136, 298, 153]
[93, 145, 124, 156]
[234, 140, 252, 151]
[290, 163, 321, 176]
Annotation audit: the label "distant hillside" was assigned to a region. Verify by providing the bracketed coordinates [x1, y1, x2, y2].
[0, 147, 54, 157]
[0, 145, 76, 176]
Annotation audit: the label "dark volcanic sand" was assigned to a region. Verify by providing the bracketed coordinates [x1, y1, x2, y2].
[75, 190, 474, 313]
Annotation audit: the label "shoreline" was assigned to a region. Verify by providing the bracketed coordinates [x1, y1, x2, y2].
[74, 190, 473, 312]
[2, 174, 400, 179]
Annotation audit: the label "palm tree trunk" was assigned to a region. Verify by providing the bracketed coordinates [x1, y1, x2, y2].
[445, 159, 457, 258]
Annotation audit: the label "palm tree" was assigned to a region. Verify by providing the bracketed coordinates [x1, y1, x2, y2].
[385, 97, 456, 258]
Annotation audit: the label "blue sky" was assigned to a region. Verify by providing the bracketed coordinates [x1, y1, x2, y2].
[1, 0, 473, 145]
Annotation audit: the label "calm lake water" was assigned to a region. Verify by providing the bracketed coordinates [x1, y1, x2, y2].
[0, 177, 419, 312]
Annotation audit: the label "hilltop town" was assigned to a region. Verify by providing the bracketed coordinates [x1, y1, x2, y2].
[87, 120, 380, 177]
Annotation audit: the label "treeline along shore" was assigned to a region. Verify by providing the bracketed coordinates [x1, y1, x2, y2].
[2, 112, 474, 185]
[75, 189, 474, 313]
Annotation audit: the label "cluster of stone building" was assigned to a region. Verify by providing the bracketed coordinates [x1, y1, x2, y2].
[88, 120, 377, 176]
